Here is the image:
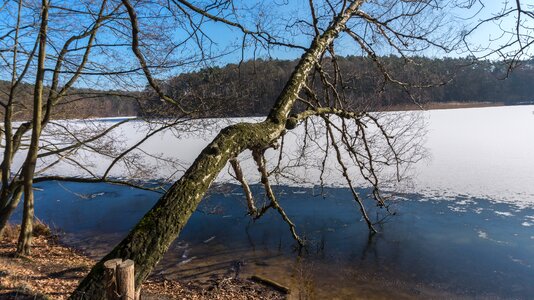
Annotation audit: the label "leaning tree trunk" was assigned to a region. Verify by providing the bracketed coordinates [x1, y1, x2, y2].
[72, 2, 363, 298]
[17, 0, 48, 256]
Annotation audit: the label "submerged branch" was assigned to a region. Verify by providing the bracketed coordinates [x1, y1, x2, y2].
[253, 149, 304, 246]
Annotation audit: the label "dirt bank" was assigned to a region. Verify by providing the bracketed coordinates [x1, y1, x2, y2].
[0, 224, 284, 299]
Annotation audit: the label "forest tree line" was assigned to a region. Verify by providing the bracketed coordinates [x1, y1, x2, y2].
[3, 55, 534, 120]
[151, 56, 534, 117]
[0, 80, 138, 120]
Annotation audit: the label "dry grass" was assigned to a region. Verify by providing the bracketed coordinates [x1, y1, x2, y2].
[0, 222, 92, 299]
[1, 223, 19, 241]
[379, 101, 505, 112]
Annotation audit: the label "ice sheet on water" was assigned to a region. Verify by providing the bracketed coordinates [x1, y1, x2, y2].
[20, 105, 534, 209]
[415, 105, 534, 208]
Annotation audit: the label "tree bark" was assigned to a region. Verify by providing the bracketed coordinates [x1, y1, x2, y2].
[17, 0, 48, 256]
[72, 2, 362, 298]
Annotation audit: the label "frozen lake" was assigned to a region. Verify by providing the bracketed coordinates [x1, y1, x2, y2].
[8, 105, 534, 299]
[416, 105, 534, 207]
[28, 104, 534, 207]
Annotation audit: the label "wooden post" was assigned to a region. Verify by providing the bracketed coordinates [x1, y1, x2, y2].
[103, 258, 122, 300]
[103, 259, 138, 300]
[116, 259, 135, 300]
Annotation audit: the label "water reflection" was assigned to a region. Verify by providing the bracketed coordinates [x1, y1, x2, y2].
[11, 182, 534, 299]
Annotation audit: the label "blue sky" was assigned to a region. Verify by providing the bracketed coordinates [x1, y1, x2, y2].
[0, 0, 532, 90]
[194, 1, 533, 64]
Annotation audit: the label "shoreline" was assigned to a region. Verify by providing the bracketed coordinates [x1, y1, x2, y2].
[376, 101, 507, 112]
[3, 101, 529, 122]
[0, 224, 284, 300]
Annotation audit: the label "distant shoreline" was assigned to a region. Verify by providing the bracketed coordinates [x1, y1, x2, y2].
[84, 101, 529, 119]
[378, 101, 507, 112]
[5, 101, 532, 122]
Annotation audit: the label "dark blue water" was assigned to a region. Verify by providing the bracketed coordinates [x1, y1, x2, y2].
[11, 182, 534, 299]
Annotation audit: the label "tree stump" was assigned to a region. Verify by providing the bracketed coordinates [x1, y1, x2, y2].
[104, 259, 123, 299]
[117, 259, 135, 300]
[103, 259, 138, 300]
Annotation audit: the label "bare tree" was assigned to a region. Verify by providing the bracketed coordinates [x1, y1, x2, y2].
[460, 0, 534, 70]
[0, 0, 129, 255]
[0, 0, 213, 255]
[71, 0, 457, 297]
